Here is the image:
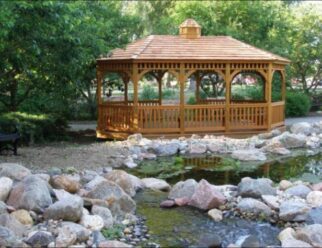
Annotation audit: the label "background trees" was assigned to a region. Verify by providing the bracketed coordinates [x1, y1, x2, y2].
[0, 0, 321, 119]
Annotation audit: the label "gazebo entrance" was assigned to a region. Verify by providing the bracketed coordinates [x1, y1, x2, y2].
[96, 19, 289, 139]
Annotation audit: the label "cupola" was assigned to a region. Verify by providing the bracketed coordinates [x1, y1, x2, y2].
[179, 18, 201, 39]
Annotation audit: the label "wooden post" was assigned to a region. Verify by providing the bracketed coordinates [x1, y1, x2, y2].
[132, 64, 139, 132]
[267, 63, 273, 131]
[281, 70, 286, 101]
[124, 81, 128, 105]
[225, 63, 231, 132]
[179, 63, 185, 134]
[96, 67, 103, 130]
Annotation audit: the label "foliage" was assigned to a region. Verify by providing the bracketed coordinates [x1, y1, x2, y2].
[101, 224, 124, 240]
[162, 88, 176, 100]
[140, 85, 158, 100]
[187, 96, 196, 105]
[285, 91, 311, 117]
[231, 85, 264, 101]
[0, 112, 67, 143]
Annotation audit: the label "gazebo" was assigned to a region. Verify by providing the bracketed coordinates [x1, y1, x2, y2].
[96, 19, 290, 139]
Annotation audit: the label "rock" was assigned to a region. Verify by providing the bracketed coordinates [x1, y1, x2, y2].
[56, 226, 77, 247]
[34, 173, 50, 182]
[0, 177, 13, 201]
[43, 191, 83, 222]
[104, 170, 144, 197]
[188, 143, 207, 154]
[0, 163, 31, 181]
[312, 182, 322, 191]
[306, 206, 322, 224]
[208, 209, 223, 222]
[231, 149, 266, 161]
[80, 215, 104, 231]
[127, 133, 142, 143]
[98, 240, 131, 248]
[80, 170, 99, 185]
[306, 136, 320, 149]
[279, 132, 306, 149]
[174, 197, 190, 206]
[10, 210, 33, 226]
[237, 198, 272, 217]
[85, 180, 136, 219]
[279, 180, 293, 190]
[295, 224, 322, 247]
[153, 142, 180, 156]
[50, 175, 80, 193]
[306, 191, 322, 207]
[61, 222, 91, 242]
[279, 201, 310, 221]
[168, 179, 198, 200]
[198, 234, 222, 248]
[285, 184, 312, 199]
[238, 177, 276, 198]
[7, 175, 52, 213]
[123, 157, 137, 168]
[26, 231, 54, 247]
[207, 140, 229, 153]
[278, 227, 296, 242]
[160, 200, 175, 208]
[140, 153, 157, 160]
[0, 226, 23, 247]
[189, 179, 226, 210]
[261, 195, 279, 210]
[0, 201, 7, 215]
[91, 205, 113, 228]
[142, 178, 171, 192]
[84, 176, 106, 191]
[290, 122, 312, 135]
[236, 235, 260, 248]
[281, 238, 312, 247]
[0, 214, 27, 237]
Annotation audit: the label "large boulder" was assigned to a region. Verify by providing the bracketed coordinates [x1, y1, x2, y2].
[168, 179, 198, 200]
[290, 122, 313, 136]
[56, 226, 77, 247]
[60, 222, 91, 242]
[278, 132, 306, 149]
[43, 190, 83, 222]
[0, 214, 27, 237]
[306, 191, 322, 208]
[141, 178, 171, 192]
[261, 195, 280, 210]
[279, 201, 310, 221]
[306, 206, 322, 224]
[188, 143, 207, 154]
[80, 214, 104, 231]
[7, 175, 52, 213]
[295, 224, 322, 247]
[91, 205, 113, 228]
[238, 177, 276, 198]
[0, 177, 13, 201]
[189, 179, 226, 210]
[153, 142, 180, 156]
[285, 184, 312, 199]
[231, 149, 266, 161]
[0, 163, 31, 181]
[50, 175, 80, 193]
[85, 180, 136, 219]
[237, 198, 272, 217]
[104, 170, 144, 197]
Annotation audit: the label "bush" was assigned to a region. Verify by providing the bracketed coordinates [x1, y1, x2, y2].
[285, 91, 311, 117]
[162, 88, 176, 99]
[187, 96, 196, 105]
[140, 85, 158, 100]
[0, 112, 68, 144]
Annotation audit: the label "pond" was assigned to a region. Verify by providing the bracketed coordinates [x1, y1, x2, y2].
[129, 150, 322, 247]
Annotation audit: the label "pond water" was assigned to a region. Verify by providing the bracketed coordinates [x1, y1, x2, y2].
[130, 151, 322, 247]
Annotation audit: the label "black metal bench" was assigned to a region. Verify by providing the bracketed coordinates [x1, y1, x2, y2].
[0, 125, 20, 155]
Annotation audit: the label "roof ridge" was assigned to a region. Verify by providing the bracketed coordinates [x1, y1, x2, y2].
[132, 35, 154, 59]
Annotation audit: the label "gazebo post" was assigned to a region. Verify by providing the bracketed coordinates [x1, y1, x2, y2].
[266, 63, 273, 131]
[96, 67, 103, 130]
[179, 63, 185, 134]
[124, 81, 128, 105]
[225, 63, 231, 132]
[281, 70, 286, 101]
[132, 64, 139, 131]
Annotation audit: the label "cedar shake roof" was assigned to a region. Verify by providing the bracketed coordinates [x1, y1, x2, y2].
[98, 19, 290, 63]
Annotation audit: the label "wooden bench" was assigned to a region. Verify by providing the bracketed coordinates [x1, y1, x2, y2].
[0, 125, 20, 155]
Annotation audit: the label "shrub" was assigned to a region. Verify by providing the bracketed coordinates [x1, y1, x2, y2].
[140, 85, 158, 100]
[0, 112, 68, 144]
[162, 88, 176, 99]
[285, 91, 311, 117]
[187, 96, 196, 105]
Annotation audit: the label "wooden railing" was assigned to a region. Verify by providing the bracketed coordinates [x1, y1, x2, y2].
[229, 103, 267, 130]
[197, 99, 225, 105]
[272, 101, 285, 127]
[99, 104, 134, 132]
[105, 100, 160, 106]
[138, 105, 180, 133]
[184, 105, 225, 132]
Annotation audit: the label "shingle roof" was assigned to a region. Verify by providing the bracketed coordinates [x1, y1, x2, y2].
[98, 19, 290, 63]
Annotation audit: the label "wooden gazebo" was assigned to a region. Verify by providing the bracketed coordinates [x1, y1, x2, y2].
[96, 19, 290, 139]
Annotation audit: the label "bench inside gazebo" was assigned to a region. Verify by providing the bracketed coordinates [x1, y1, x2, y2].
[96, 19, 290, 139]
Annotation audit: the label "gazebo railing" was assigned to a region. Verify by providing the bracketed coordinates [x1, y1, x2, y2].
[272, 101, 285, 127]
